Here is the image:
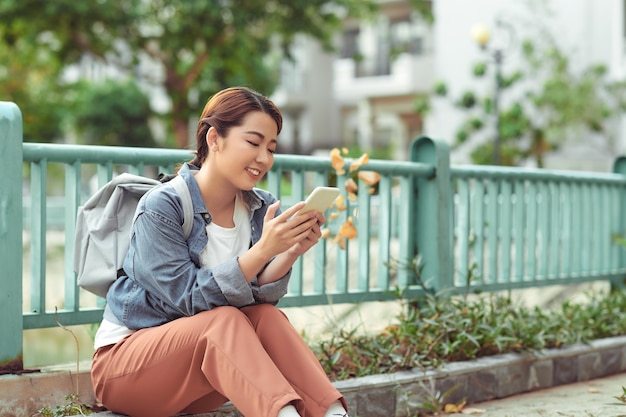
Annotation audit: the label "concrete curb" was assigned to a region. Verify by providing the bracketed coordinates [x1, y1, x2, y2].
[4, 335, 626, 417]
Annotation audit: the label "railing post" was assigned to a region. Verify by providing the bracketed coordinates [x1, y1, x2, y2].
[410, 136, 453, 292]
[613, 156, 626, 282]
[0, 102, 24, 369]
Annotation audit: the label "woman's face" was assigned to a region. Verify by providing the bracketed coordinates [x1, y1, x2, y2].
[211, 111, 278, 190]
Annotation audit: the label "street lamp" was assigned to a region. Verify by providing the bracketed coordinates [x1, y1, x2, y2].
[471, 24, 504, 165]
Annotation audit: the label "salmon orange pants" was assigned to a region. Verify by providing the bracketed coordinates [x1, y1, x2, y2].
[91, 304, 346, 417]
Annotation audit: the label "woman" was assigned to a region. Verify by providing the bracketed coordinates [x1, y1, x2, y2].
[91, 87, 349, 417]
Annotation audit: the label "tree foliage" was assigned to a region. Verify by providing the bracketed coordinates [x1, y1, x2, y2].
[0, 0, 376, 148]
[408, 0, 434, 24]
[432, 21, 626, 167]
[72, 79, 156, 148]
[0, 23, 69, 142]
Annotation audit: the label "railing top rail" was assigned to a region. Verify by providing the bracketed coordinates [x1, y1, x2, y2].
[452, 164, 626, 185]
[23, 142, 436, 177]
[277, 153, 435, 176]
[23, 142, 194, 165]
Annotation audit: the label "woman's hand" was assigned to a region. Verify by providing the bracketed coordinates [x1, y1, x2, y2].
[239, 200, 326, 284]
[258, 201, 325, 259]
[252, 201, 326, 285]
[285, 211, 324, 257]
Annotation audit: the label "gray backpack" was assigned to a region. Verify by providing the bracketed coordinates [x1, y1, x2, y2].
[73, 174, 193, 298]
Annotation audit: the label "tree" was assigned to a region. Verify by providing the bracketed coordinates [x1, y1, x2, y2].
[408, 0, 434, 24]
[0, 24, 69, 143]
[431, 19, 626, 167]
[72, 79, 156, 148]
[0, 0, 376, 148]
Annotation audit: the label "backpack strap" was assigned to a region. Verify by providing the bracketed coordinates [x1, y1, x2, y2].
[170, 175, 194, 239]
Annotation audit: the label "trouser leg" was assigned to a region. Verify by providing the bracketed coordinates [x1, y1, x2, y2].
[92, 306, 301, 417]
[241, 304, 346, 417]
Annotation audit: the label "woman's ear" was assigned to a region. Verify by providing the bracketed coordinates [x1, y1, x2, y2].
[206, 127, 219, 152]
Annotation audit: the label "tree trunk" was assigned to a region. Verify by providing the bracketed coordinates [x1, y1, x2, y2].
[173, 108, 190, 149]
[164, 54, 210, 149]
[163, 66, 190, 149]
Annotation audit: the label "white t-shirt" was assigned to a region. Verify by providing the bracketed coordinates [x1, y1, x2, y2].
[199, 193, 251, 269]
[94, 193, 251, 349]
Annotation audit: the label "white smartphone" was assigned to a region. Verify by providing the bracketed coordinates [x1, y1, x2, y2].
[297, 186, 340, 215]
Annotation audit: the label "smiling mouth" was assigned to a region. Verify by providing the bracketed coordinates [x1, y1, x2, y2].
[247, 168, 261, 176]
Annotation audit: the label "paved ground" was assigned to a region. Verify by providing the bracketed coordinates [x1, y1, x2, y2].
[452, 372, 626, 417]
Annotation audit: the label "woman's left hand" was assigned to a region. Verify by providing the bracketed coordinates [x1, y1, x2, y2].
[286, 212, 324, 257]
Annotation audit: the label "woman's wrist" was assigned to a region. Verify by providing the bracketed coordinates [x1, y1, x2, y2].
[239, 245, 273, 282]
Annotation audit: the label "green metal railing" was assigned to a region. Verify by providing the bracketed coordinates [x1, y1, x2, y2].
[450, 165, 626, 292]
[2, 100, 626, 368]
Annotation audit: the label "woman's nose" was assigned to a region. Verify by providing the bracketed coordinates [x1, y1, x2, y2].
[256, 148, 271, 164]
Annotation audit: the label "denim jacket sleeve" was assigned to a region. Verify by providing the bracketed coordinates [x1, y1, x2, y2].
[250, 273, 290, 304]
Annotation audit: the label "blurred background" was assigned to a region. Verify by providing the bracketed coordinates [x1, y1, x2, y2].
[4, 0, 626, 170]
[4, 0, 626, 366]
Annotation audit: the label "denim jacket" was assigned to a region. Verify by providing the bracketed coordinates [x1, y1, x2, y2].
[105, 163, 290, 330]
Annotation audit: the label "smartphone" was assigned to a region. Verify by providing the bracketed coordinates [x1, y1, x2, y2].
[297, 186, 340, 215]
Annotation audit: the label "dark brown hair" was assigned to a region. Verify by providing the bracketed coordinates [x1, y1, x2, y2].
[189, 87, 283, 167]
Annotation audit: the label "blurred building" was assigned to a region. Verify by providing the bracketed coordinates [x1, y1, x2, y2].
[271, 0, 434, 159]
[272, 0, 626, 170]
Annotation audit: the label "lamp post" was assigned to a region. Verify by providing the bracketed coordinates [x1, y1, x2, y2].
[471, 24, 504, 165]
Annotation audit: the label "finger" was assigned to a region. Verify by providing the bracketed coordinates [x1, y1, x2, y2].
[265, 201, 281, 222]
[287, 213, 321, 231]
[288, 216, 315, 231]
[294, 220, 322, 241]
[290, 206, 321, 223]
[279, 201, 306, 221]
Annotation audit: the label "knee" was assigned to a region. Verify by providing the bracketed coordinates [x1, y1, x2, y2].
[242, 304, 288, 325]
[195, 306, 251, 329]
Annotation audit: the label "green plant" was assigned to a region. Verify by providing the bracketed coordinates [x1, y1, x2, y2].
[614, 386, 626, 404]
[400, 378, 463, 416]
[32, 394, 92, 417]
[313, 287, 626, 382]
[32, 309, 94, 417]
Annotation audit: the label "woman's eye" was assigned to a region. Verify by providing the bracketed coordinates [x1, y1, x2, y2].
[247, 141, 259, 147]
[268, 148, 276, 154]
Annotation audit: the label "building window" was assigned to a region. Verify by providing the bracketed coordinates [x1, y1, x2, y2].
[351, 13, 426, 78]
[341, 28, 360, 59]
[390, 17, 423, 56]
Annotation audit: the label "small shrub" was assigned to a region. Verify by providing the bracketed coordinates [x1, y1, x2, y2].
[33, 394, 92, 417]
[313, 288, 626, 381]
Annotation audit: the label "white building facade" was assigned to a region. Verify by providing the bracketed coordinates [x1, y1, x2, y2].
[272, 0, 626, 171]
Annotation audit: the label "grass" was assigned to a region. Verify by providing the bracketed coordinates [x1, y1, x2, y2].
[310, 286, 626, 381]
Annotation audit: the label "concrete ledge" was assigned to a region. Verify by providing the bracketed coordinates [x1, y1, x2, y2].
[4, 336, 626, 417]
[0, 361, 94, 417]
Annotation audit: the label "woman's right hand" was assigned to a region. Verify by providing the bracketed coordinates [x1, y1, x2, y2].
[258, 200, 323, 258]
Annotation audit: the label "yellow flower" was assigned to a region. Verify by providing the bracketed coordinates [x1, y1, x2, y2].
[350, 153, 369, 172]
[330, 148, 346, 175]
[334, 194, 347, 211]
[338, 217, 357, 240]
[357, 170, 380, 186]
[344, 178, 358, 193]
